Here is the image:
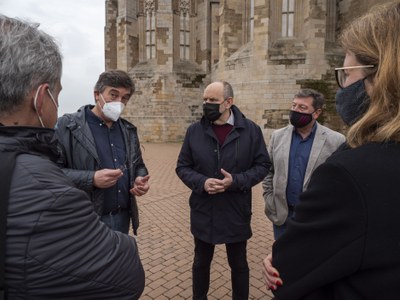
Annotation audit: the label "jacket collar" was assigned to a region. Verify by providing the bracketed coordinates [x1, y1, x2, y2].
[0, 126, 59, 162]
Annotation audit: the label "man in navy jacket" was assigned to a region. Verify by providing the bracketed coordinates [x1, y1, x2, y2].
[176, 81, 271, 300]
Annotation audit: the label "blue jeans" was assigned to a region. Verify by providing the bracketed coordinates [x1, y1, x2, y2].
[273, 208, 295, 240]
[192, 237, 249, 300]
[100, 210, 130, 234]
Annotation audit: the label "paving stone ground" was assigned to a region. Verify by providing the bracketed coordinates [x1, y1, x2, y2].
[134, 143, 275, 300]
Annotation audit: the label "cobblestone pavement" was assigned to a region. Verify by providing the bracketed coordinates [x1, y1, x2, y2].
[135, 143, 275, 300]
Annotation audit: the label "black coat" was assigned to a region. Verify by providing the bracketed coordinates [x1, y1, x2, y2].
[1, 126, 144, 299]
[272, 142, 400, 299]
[176, 105, 271, 244]
[55, 105, 148, 234]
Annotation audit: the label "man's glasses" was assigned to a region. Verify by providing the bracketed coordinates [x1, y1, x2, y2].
[334, 65, 375, 88]
[117, 145, 145, 172]
[118, 155, 141, 172]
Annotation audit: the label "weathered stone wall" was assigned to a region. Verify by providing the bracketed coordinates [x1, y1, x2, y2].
[105, 0, 394, 143]
[105, 0, 118, 69]
[106, 0, 206, 142]
[126, 60, 206, 142]
[338, 0, 390, 32]
[212, 0, 336, 142]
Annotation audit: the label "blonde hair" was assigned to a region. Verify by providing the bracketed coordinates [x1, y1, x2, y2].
[340, 2, 400, 147]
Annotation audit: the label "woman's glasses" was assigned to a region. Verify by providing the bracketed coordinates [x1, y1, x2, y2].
[334, 65, 375, 88]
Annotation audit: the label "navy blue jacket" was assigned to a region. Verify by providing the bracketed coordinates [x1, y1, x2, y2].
[176, 105, 271, 244]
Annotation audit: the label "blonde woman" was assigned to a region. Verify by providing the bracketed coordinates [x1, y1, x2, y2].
[262, 2, 400, 299]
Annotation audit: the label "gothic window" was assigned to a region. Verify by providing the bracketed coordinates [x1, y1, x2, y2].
[281, 0, 294, 37]
[145, 0, 156, 59]
[179, 0, 190, 60]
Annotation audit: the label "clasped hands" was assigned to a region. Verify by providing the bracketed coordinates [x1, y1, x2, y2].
[204, 168, 232, 194]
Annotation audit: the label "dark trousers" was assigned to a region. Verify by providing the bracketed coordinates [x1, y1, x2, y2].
[192, 237, 249, 300]
[100, 210, 130, 234]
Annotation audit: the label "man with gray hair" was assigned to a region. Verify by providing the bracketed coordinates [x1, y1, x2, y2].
[263, 88, 345, 240]
[0, 15, 144, 299]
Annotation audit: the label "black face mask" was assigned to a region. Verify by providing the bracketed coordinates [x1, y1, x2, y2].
[203, 102, 222, 122]
[289, 110, 314, 128]
[335, 79, 370, 126]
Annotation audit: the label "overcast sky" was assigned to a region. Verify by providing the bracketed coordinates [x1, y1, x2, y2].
[0, 0, 105, 115]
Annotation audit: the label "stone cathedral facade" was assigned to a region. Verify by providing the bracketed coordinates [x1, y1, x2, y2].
[105, 0, 391, 142]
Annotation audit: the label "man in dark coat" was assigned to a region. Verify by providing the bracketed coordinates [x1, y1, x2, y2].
[0, 14, 144, 299]
[176, 81, 271, 300]
[55, 70, 149, 235]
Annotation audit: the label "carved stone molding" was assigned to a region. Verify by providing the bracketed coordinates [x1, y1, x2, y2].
[180, 0, 190, 15]
[145, 0, 155, 13]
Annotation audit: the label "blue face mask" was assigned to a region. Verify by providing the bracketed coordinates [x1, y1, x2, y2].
[335, 79, 370, 126]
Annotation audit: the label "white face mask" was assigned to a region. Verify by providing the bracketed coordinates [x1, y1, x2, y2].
[99, 93, 125, 122]
[33, 85, 58, 128]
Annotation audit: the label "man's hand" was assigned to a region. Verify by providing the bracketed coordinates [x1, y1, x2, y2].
[204, 168, 233, 194]
[93, 169, 123, 188]
[262, 253, 283, 291]
[130, 175, 150, 196]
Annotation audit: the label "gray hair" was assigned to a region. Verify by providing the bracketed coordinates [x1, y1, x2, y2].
[0, 15, 62, 114]
[221, 81, 234, 100]
[212, 80, 234, 100]
[294, 88, 325, 110]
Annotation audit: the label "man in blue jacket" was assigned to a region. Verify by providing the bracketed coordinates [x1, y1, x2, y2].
[176, 81, 271, 300]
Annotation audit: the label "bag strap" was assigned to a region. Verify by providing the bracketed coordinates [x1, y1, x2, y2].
[0, 151, 18, 300]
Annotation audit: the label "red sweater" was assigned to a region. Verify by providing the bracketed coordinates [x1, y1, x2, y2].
[212, 123, 233, 145]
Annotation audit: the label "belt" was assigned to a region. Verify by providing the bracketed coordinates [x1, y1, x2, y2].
[104, 207, 127, 216]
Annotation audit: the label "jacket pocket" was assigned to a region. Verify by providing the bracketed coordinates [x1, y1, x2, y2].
[265, 194, 277, 221]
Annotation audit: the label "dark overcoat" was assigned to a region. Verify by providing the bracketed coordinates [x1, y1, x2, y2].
[273, 142, 400, 299]
[176, 105, 271, 244]
[1, 126, 144, 299]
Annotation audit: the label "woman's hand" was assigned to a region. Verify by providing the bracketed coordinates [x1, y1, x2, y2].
[262, 253, 283, 291]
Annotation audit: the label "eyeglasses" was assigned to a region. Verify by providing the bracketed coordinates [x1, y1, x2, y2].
[118, 155, 141, 172]
[117, 145, 146, 172]
[334, 65, 375, 88]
